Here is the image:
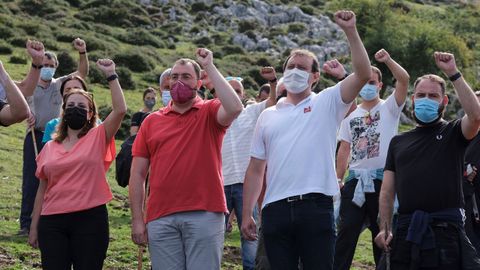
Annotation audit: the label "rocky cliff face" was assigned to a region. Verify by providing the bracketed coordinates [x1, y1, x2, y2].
[138, 0, 349, 64]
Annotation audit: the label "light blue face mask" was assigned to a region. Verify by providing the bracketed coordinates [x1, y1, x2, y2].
[414, 97, 440, 123]
[40, 67, 56, 81]
[359, 84, 378, 101]
[162, 90, 171, 106]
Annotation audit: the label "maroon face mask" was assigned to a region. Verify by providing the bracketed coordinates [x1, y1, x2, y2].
[170, 80, 196, 104]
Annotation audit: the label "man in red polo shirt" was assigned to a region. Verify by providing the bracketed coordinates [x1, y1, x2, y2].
[129, 48, 243, 270]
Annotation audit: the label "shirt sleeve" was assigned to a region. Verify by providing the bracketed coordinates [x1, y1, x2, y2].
[131, 112, 143, 127]
[132, 117, 151, 159]
[385, 92, 405, 117]
[0, 100, 7, 126]
[316, 82, 352, 124]
[250, 111, 267, 160]
[338, 117, 351, 143]
[42, 119, 56, 143]
[208, 98, 229, 131]
[384, 137, 397, 172]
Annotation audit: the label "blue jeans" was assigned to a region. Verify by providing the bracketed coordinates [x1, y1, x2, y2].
[262, 193, 335, 270]
[20, 130, 44, 230]
[224, 183, 258, 270]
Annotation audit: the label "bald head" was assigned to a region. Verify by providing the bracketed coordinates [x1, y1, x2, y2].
[228, 80, 244, 99]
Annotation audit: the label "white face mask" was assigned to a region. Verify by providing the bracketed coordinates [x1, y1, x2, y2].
[283, 68, 310, 94]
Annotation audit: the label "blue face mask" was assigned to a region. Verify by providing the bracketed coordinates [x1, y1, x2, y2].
[162, 90, 171, 106]
[414, 97, 441, 124]
[40, 67, 56, 81]
[359, 84, 378, 101]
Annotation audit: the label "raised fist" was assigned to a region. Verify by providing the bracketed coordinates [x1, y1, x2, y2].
[73, 38, 86, 53]
[334, 10, 356, 30]
[96, 59, 116, 76]
[323, 59, 347, 80]
[434, 52, 458, 77]
[260, 66, 277, 82]
[375, 49, 391, 63]
[196, 48, 213, 69]
[26, 40, 45, 65]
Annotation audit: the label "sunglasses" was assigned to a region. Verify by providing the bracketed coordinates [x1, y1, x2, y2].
[225, 76, 243, 82]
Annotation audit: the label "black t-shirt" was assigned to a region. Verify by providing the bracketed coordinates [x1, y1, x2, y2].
[131, 111, 146, 127]
[385, 119, 469, 214]
[0, 100, 7, 126]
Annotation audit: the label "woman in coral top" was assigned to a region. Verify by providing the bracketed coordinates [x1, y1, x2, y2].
[28, 59, 127, 270]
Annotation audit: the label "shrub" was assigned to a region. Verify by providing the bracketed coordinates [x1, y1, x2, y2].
[97, 105, 133, 140]
[113, 50, 155, 72]
[56, 51, 76, 77]
[0, 25, 16, 39]
[299, 5, 315, 15]
[0, 41, 13, 54]
[116, 67, 136, 90]
[221, 45, 245, 55]
[9, 55, 28, 65]
[238, 19, 258, 33]
[116, 29, 164, 48]
[194, 36, 212, 47]
[76, 1, 152, 27]
[288, 23, 306, 34]
[191, 2, 210, 12]
[19, 0, 65, 16]
[8, 37, 26, 48]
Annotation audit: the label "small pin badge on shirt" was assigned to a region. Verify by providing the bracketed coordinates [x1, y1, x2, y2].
[436, 134, 443, 140]
[304, 106, 311, 113]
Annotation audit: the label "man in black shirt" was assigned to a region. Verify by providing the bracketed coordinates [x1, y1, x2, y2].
[376, 52, 480, 269]
[463, 91, 480, 253]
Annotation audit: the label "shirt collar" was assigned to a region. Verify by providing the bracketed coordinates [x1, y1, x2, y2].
[162, 96, 203, 115]
[276, 93, 314, 109]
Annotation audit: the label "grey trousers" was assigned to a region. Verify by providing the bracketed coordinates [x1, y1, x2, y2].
[147, 211, 225, 270]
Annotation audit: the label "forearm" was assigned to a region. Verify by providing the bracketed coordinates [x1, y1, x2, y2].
[386, 58, 409, 85]
[0, 72, 29, 123]
[205, 64, 242, 115]
[265, 81, 277, 108]
[77, 52, 89, 79]
[30, 182, 46, 230]
[109, 79, 127, 117]
[454, 76, 480, 121]
[242, 161, 266, 218]
[17, 66, 40, 96]
[379, 171, 396, 231]
[336, 142, 350, 180]
[129, 173, 146, 222]
[344, 28, 371, 81]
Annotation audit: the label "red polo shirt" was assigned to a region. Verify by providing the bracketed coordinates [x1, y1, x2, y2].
[133, 97, 228, 223]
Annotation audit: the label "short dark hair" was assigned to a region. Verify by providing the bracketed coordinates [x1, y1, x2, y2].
[282, 49, 320, 73]
[44, 51, 58, 66]
[414, 74, 446, 95]
[259, 84, 270, 95]
[142, 87, 156, 99]
[173, 58, 201, 80]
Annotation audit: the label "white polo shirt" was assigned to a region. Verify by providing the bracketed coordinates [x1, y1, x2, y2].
[222, 100, 267, 186]
[251, 82, 350, 208]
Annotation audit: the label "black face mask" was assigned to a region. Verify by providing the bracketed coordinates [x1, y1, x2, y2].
[64, 106, 88, 130]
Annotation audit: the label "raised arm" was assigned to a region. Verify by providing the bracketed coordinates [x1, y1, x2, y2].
[0, 61, 29, 125]
[241, 157, 267, 241]
[16, 40, 44, 97]
[375, 170, 395, 251]
[129, 157, 150, 246]
[434, 52, 480, 140]
[259, 66, 278, 108]
[334, 10, 371, 103]
[374, 49, 410, 106]
[96, 59, 127, 142]
[196, 48, 243, 126]
[70, 38, 89, 79]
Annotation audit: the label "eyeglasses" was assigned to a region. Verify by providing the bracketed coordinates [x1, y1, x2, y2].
[225, 76, 243, 82]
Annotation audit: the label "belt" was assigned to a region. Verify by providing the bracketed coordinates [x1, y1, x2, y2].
[284, 193, 325, 203]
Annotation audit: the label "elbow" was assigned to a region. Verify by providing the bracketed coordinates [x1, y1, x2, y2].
[14, 106, 30, 123]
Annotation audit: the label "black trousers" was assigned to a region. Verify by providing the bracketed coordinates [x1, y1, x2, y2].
[38, 205, 109, 270]
[334, 179, 383, 270]
[20, 130, 44, 230]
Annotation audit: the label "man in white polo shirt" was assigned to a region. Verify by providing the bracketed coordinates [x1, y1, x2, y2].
[241, 10, 371, 269]
[222, 67, 277, 270]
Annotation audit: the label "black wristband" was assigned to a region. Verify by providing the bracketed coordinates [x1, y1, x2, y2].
[269, 78, 277, 84]
[449, 72, 462, 82]
[79, 51, 86, 55]
[31, 63, 43, 69]
[106, 74, 118, 82]
[339, 73, 349, 81]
